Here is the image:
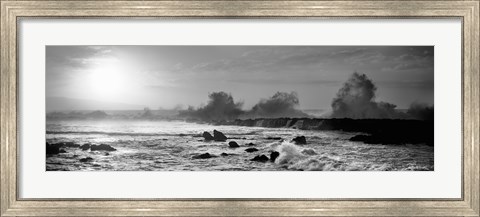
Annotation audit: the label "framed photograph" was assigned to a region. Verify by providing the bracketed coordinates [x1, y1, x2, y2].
[1, 0, 479, 216]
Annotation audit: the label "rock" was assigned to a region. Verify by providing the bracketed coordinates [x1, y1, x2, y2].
[104, 152, 110, 156]
[46, 143, 60, 155]
[228, 141, 240, 148]
[221, 153, 229, 156]
[251, 155, 269, 162]
[193, 153, 214, 159]
[63, 142, 80, 148]
[202, 132, 214, 141]
[246, 142, 256, 146]
[59, 149, 67, 153]
[270, 151, 280, 162]
[245, 148, 259, 153]
[266, 137, 282, 140]
[292, 136, 307, 145]
[80, 143, 91, 151]
[301, 149, 317, 155]
[79, 157, 93, 162]
[213, 130, 228, 141]
[90, 144, 116, 151]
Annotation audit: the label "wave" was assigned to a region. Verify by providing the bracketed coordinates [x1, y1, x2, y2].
[46, 130, 259, 137]
[274, 141, 388, 171]
[46, 130, 194, 137]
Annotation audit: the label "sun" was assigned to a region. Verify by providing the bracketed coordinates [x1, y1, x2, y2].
[87, 65, 127, 101]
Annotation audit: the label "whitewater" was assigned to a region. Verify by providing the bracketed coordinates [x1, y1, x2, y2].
[46, 120, 434, 171]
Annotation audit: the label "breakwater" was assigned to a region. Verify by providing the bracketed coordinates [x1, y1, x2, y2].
[213, 118, 434, 146]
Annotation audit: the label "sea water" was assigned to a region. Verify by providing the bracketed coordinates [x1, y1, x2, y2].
[46, 120, 434, 171]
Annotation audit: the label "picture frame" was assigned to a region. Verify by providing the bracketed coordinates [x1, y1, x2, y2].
[1, 0, 478, 216]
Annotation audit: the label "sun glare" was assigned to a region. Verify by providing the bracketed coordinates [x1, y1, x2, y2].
[87, 65, 127, 101]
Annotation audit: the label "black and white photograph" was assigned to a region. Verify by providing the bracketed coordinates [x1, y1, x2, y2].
[45, 46, 434, 171]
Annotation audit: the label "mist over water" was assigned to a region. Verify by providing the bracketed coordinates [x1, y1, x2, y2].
[331, 72, 433, 120]
[245, 92, 308, 119]
[179, 91, 309, 121]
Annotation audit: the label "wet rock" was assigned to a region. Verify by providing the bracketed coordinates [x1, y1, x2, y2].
[301, 149, 317, 155]
[63, 142, 80, 148]
[251, 155, 269, 163]
[266, 137, 282, 140]
[292, 136, 307, 145]
[80, 143, 91, 151]
[246, 142, 256, 146]
[221, 153, 229, 156]
[245, 148, 259, 153]
[202, 132, 214, 141]
[79, 157, 93, 162]
[90, 144, 116, 151]
[228, 141, 240, 148]
[46, 143, 61, 155]
[213, 130, 228, 141]
[270, 151, 280, 162]
[193, 153, 214, 159]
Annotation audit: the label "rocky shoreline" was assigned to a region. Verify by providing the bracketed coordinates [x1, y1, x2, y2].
[211, 118, 434, 146]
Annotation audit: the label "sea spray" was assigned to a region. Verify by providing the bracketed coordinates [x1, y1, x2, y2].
[275, 141, 305, 164]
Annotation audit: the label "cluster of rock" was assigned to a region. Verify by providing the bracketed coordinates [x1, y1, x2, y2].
[194, 129, 285, 163]
[251, 151, 279, 163]
[214, 118, 433, 146]
[46, 142, 117, 155]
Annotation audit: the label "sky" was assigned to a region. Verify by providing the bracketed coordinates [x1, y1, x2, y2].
[46, 46, 434, 111]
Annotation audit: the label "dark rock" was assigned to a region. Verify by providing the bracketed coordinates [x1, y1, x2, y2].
[292, 136, 307, 145]
[80, 143, 91, 151]
[246, 142, 256, 146]
[46, 143, 60, 155]
[63, 142, 80, 148]
[245, 148, 259, 153]
[193, 153, 214, 159]
[270, 151, 280, 162]
[79, 157, 93, 162]
[228, 141, 240, 148]
[202, 132, 214, 141]
[301, 149, 317, 155]
[266, 137, 282, 140]
[59, 149, 67, 153]
[251, 155, 269, 162]
[90, 144, 116, 151]
[213, 130, 228, 141]
[221, 153, 229, 156]
[104, 152, 110, 156]
[219, 118, 434, 146]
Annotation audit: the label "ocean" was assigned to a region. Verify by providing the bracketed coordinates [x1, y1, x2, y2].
[46, 120, 434, 171]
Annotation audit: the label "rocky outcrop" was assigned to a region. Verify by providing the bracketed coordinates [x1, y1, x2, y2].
[251, 155, 269, 162]
[202, 132, 214, 141]
[265, 137, 282, 140]
[91, 144, 116, 151]
[216, 118, 434, 145]
[228, 141, 240, 148]
[46, 143, 61, 155]
[292, 136, 307, 145]
[246, 142, 256, 146]
[245, 148, 259, 153]
[193, 153, 214, 159]
[270, 151, 280, 162]
[80, 143, 91, 151]
[213, 130, 227, 141]
[79, 157, 93, 162]
[62, 142, 80, 148]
